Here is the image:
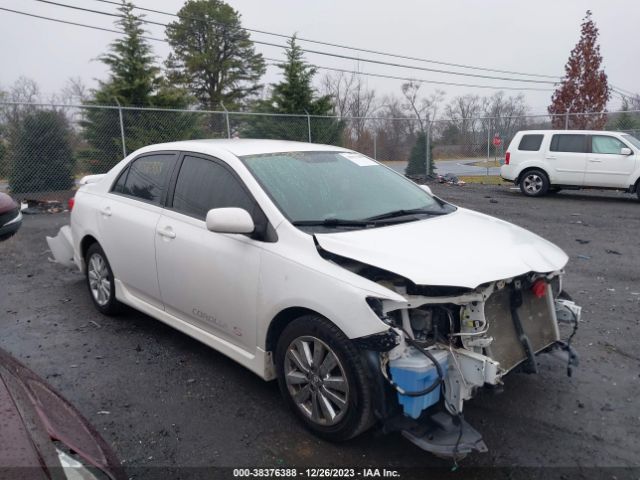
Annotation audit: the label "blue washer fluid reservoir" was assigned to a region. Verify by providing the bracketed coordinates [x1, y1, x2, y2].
[389, 348, 449, 419]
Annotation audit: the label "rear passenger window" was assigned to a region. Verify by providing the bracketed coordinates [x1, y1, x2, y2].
[112, 166, 129, 194]
[518, 134, 544, 151]
[172, 155, 255, 220]
[116, 154, 176, 204]
[550, 134, 587, 153]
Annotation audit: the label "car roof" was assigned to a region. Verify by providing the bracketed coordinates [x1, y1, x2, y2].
[516, 130, 627, 135]
[136, 139, 352, 157]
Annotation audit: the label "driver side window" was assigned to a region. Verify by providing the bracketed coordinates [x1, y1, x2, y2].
[171, 155, 265, 232]
[592, 136, 626, 155]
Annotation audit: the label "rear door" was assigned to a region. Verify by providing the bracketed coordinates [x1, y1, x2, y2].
[155, 153, 268, 350]
[585, 134, 636, 188]
[98, 152, 178, 308]
[547, 134, 588, 185]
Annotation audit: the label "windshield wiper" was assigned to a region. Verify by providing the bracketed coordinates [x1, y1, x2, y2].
[362, 208, 447, 222]
[292, 218, 373, 227]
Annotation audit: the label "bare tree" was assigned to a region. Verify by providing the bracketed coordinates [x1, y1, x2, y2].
[373, 95, 415, 161]
[400, 81, 444, 133]
[59, 77, 89, 105]
[444, 94, 484, 154]
[0, 77, 41, 126]
[482, 91, 529, 140]
[627, 94, 640, 112]
[321, 71, 377, 151]
[321, 71, 355, 117]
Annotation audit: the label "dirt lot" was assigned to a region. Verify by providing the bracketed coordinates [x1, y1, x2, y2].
[1, 184, 639, 478]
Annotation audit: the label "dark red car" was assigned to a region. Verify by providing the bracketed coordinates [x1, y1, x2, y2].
[0, 347, 125, 479]
[0, 192, 22, 240]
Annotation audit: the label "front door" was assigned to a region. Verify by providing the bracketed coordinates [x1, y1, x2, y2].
[155, 154, 265, 350]
[586, 135, 637, 188]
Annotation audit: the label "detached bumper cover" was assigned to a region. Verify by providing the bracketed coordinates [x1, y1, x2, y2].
[46, 225, 75, 268]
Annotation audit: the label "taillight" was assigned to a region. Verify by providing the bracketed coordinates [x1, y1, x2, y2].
[505, 152, 511, 165]
[68, 197, 75, 211]
[531, 279, 547, 298]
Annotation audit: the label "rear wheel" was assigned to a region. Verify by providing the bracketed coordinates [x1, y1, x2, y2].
[275, 315, 374, 441]
[85, 243, 120, 315]
[519, 169, 550, 197]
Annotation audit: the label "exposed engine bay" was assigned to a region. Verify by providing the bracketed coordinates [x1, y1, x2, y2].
[324, 248, 582, 460]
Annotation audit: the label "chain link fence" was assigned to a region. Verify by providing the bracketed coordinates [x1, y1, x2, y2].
[1, 101, 639, 199]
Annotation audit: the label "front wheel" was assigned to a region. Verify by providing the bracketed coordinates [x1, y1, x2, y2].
[519, 169, 550, 197]
[275, 315, 374, 441]
[85, 243, 120, 315]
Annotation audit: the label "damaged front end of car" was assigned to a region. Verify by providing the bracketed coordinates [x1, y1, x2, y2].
[328, 248, 581, 460]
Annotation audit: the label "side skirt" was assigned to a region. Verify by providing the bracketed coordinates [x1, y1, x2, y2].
[114, 279, 275, 381]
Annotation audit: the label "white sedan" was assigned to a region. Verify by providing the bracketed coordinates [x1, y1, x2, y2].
[48, 139, 581, 458]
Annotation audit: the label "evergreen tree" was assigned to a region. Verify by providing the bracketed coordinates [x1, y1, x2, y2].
[405, 132, 434, 176]
[82, 1, 198, 172]
[9, 110, 74, 193]
[166, 0, 265, 112]
[244, 36, 343, 144]
[548, 10, 610, 129]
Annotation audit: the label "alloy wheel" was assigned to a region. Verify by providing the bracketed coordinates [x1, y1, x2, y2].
[284, 336, 350, 426]
[87, 253, 111, 307]
[523, 173, 543, 194]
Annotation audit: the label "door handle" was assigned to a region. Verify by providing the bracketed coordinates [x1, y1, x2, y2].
[157, 227, 176, 239]
[100, 206, 112, 217]
[545, 156, 556, 160]
[588, 159, 602, 163]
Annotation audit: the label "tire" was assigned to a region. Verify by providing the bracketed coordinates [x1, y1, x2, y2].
[275, 315, 374, 442]
[85, 243, 120, 315]
[519, 169, 550, 197]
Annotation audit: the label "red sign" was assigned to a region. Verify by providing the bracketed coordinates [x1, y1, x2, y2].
[492, 134, 502, 147]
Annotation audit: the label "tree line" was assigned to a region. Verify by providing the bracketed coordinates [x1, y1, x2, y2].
[0, 2, 636, 193]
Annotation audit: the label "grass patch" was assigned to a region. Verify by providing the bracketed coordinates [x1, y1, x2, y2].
[471, 159, 502, 168]
[458, 175, 510, 185]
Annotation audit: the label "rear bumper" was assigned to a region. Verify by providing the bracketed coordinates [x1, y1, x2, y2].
[500, 164, 517, 181]
[46, 225, 76, 268]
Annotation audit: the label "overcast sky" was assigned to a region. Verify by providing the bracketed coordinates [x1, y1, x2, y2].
[1, 0, 638, 116]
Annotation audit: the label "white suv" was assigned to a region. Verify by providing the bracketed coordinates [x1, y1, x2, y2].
[501, 130, 640, 198]
[47, 139, 581, 458]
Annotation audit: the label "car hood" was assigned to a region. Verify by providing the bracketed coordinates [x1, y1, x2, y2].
[314, 208, 568, 289]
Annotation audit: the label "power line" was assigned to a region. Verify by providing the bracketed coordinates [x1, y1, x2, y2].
[0, 6, 165, 42]
[88, 0, 560, 80]
[30, 0, 557, 84]
[263, 58, 553, 92]
[0, 6, 557, 93]
[611, 84, 638, 97]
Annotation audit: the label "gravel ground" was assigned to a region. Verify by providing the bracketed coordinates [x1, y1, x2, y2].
[1, 184, 639, 478]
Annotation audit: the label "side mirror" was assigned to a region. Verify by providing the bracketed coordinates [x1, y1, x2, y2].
[620, 147, 632, 155]
[206, 207, 254, 234]
[419, 185, 433, 196]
